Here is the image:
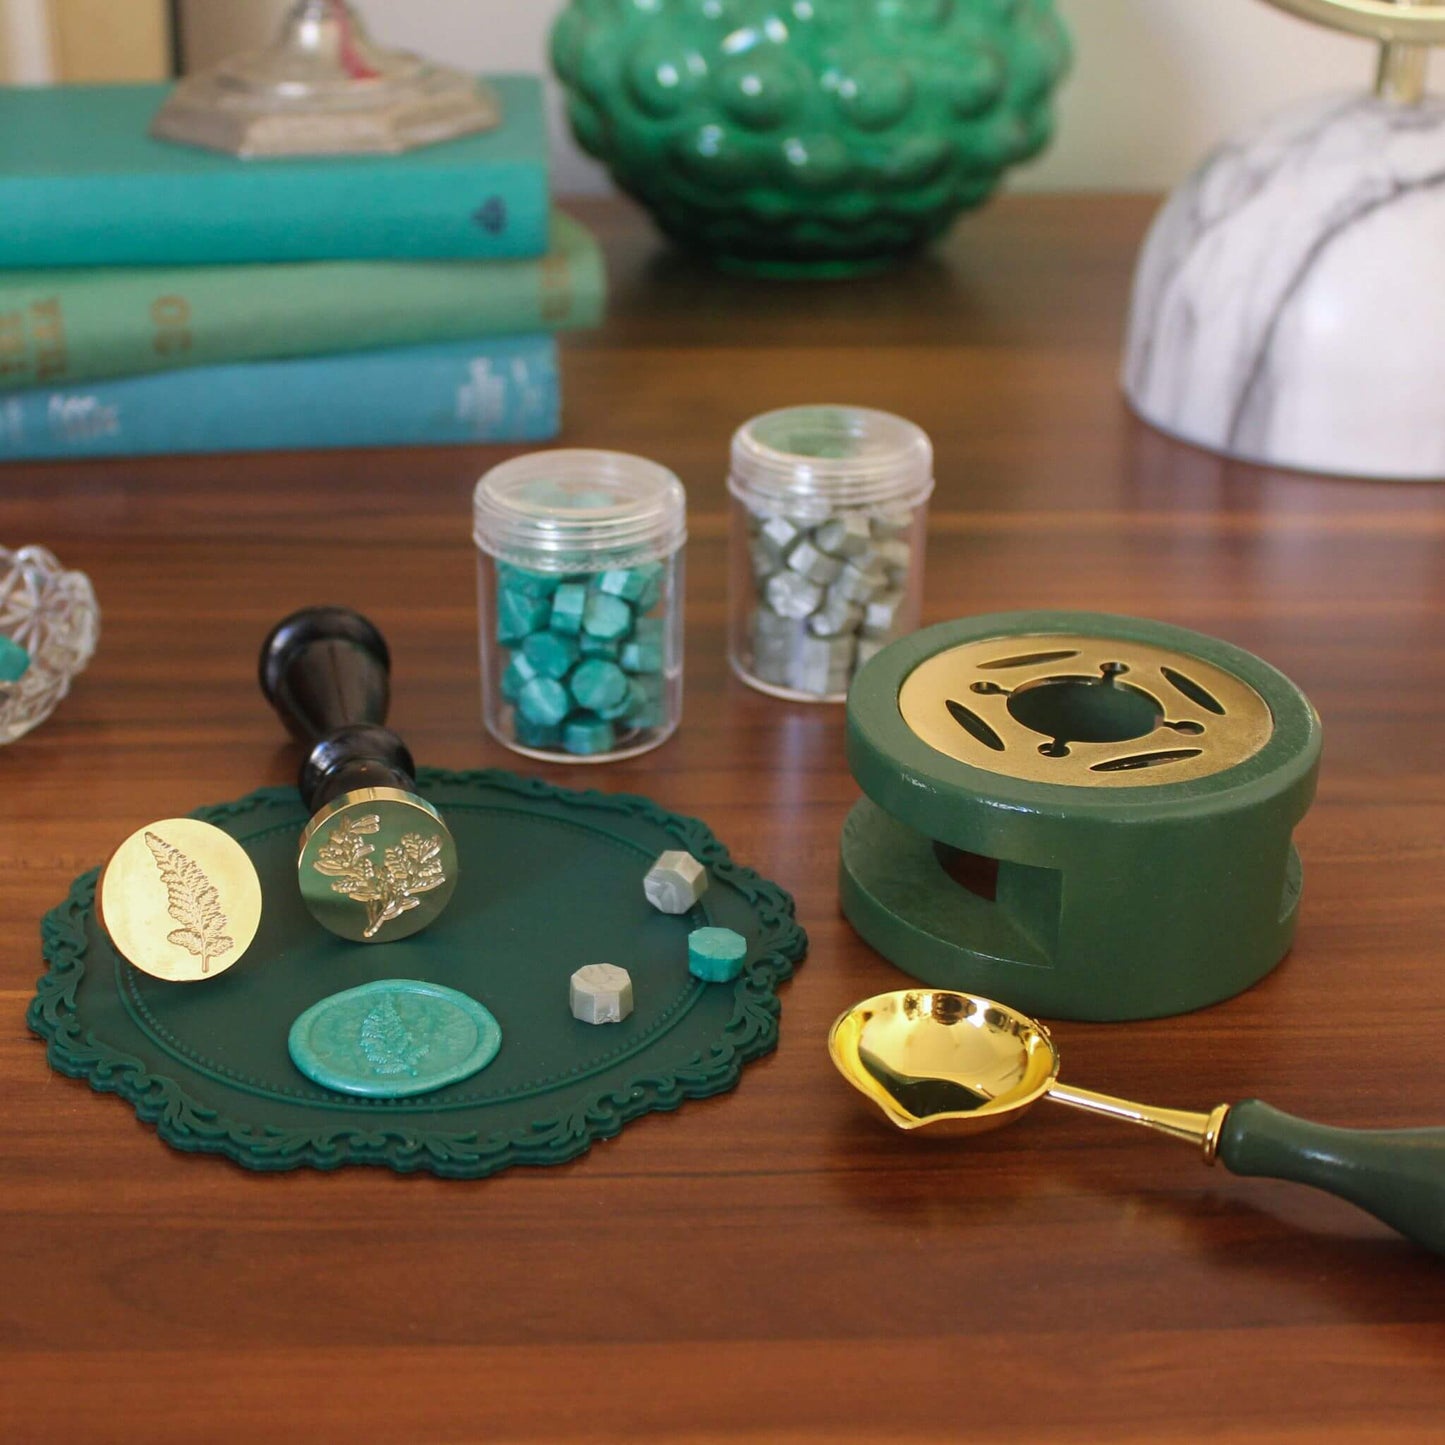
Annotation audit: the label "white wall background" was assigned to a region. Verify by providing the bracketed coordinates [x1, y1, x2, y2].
[181, 0, 1382, 192]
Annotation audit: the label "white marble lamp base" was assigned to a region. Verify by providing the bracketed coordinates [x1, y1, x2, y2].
[1123, 93, 1445, 481]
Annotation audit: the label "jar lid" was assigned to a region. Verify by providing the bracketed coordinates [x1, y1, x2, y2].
[474, 450, 688, 571]
[729, 406, 935, 511]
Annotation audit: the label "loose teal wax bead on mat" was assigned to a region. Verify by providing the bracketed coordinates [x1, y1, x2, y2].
[688, 927, 748, 983]
[571, 658, 630, 713]
[583, 591, 632, 642]
[502, 652, 541, 702]
[0, 634, 29, 684]
[517, 676, 570, 727]
[497, 588, 551, 644]
[563, 714, 616, 756]
[551, 583, 587, 635]
[523, 630, 579, 679]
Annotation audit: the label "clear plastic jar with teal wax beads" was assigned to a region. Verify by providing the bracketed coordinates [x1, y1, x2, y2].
[729, 406, 934, 703]
[474, 450, 687, 763]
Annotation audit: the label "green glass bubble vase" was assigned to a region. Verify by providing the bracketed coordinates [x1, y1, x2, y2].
[551, 0, 1071, 279]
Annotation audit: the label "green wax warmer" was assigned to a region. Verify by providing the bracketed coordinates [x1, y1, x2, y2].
[841, 612, 1322, 1021]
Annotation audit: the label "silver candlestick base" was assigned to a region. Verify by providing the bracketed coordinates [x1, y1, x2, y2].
[152, 0, 501, 159]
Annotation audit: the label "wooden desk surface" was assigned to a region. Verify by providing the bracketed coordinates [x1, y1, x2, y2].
[3, 196, 1444, 1443]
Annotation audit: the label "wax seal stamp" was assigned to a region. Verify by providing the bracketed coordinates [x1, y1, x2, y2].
[288, 979, 502, 1098]
[98, 817, 262, 983]
[260, 607, 459, 943]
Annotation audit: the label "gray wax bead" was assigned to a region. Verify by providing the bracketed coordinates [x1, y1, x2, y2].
[766, 570, 823, 619]
[814, 512, 872, 559]
[808, 599, 865, 638]
[788, 632, 857, 695]
[759, 516, 802, 554]
[831, 560, 889, 606]
[750, 538, 781, 580]
[873, 538, 912, 583]
[570, 964, 634, 1025]
[785, 539, 845, 587]
[870, 507, 914, 539]
[643, 850, 710, 914]
[862, 590, 905, 638]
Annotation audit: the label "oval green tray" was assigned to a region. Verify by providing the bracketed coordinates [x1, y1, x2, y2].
[26, 769, 807, 1177]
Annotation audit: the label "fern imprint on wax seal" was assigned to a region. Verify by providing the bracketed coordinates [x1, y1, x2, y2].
[98, 818, 262, 983]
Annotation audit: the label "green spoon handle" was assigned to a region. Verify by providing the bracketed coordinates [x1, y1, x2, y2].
[1218, 1099, 1445, 1255]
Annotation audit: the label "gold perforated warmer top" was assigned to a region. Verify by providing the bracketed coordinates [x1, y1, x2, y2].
[897, 634, 1274, 788]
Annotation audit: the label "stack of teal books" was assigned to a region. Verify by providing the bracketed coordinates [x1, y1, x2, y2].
[0, 76, 604, 460]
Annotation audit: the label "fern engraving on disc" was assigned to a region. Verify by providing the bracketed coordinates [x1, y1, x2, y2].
[144, 831, 235, 976]
[358, 997, 430, 1077]
[311, 813, 447, 940]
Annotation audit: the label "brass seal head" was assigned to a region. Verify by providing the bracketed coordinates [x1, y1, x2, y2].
[298, 786, 458, 944]
[99, 818, 262, 983]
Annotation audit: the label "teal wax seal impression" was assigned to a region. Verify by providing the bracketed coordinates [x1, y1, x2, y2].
[288, 979, 502, 1099]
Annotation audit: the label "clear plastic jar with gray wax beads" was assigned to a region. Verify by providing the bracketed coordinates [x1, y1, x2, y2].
[474, 450, 687, 762]
[729, 406, 934, 702]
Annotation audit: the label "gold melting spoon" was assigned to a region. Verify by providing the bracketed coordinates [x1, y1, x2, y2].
[829, 989, 1445, 1256]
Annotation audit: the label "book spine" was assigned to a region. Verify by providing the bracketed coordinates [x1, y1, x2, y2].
[0, 335, 561, 459]
[0, 165, 551, 268]
[0, 215, 604, 392]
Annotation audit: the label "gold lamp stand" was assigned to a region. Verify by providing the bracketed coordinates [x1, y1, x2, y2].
[152, 0, 500, 159]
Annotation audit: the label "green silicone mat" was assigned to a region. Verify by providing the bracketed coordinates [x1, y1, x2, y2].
[26, 769, 807, 1177]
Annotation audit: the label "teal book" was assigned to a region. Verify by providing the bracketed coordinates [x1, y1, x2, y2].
[0, 335, 560, 459]
[0, 75, 549, 269]
[0, 212, 605, 391]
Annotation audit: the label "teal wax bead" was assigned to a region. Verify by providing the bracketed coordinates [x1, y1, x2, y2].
[598, 562, 665, 607]
[522, 630, 580, 679]
[596, 680, 639, 721]
[563, 713, 616, 756]
[498, 564, 563, 600]
[688, 927, 749, 983]
[583, 591, 633, 642]
[580, 634, 621, 661]
[570, 658, 630, 713]
[515, 713, 563, 750]
[0, 634, 30, 684]
[550, 583, 588, 635]
[497, 588, 551, 644]
[634, 615, 664, 646]
[517, 676, 571, 727]
[501, 652, 542, 702]
[621, 638, 664, 675]
[626, 675, 667, 728]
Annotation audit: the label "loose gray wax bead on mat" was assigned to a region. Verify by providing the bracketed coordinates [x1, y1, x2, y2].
[570, 964, 634, 1025]
[643, 850, 709, 914]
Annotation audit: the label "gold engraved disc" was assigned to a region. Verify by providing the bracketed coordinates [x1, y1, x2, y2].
[897, 633, 1274, 788]
[99, 818, 263, 983]
[298, 787, 458, 944]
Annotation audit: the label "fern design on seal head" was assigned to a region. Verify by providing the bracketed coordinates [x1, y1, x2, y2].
[144, 831, 235, 976]
[312, 813, 448, 940]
